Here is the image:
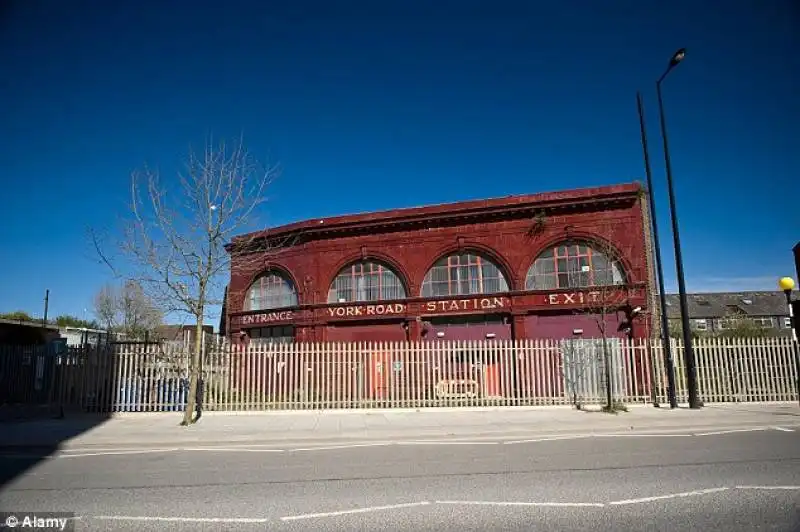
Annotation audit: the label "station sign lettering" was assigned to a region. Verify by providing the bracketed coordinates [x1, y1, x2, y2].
[326, 296, 510, 319]
[238, 291, 633, 325]
[328, 303, 407, 317]
[236, 310, 294, 326]
[544, 291, 608, 305]
[422, 297, 508, 313]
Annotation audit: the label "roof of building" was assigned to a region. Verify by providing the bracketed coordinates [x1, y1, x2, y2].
[61, 326, 109, 334]
[154, 324, 214, 342]
[230, 182, 643, 247]
[664, 291, 793, 319]
[0, 318, 60, 331]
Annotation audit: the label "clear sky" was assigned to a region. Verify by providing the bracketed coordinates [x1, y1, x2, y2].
[1, 0, 798, 325]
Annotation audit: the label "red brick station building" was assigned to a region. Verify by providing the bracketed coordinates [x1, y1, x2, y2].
[224, 183, 654, 344]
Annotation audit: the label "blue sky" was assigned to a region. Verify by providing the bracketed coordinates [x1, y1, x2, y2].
[1, 0, 797, 325]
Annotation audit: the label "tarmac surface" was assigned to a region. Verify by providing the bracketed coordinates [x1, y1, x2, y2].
[1, 415, 799, 531]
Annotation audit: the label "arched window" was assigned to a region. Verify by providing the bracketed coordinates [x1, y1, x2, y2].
[421, 252, 510, 298]
[327, 260, 407, 303]
[245, 271, 298, 311]
[525, 241, 626, 290]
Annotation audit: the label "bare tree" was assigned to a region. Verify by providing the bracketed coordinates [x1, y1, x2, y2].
[93, 281, 162, 339]
[92, 138, 288, 425]
[119, 280, 163, 339]
[559, 338, 596, 409]
[94, 283, 119, 332]
[564, 232, 636, 412]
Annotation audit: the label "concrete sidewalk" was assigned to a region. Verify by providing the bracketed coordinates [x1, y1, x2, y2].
[1, 404, 798, 450]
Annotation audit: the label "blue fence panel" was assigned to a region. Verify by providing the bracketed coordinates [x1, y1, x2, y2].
[115, 377, 190, 412]
[158, 378, 188, 411]
[117, 380, 140, 412]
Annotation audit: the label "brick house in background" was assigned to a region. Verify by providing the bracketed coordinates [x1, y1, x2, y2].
[154, 324, 215, 344]
[665, 291, 796, 337]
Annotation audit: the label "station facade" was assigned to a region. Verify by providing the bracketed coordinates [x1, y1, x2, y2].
[225, 182, 655, 344]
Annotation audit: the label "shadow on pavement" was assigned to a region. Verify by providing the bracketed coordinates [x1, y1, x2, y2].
[0, 343, 118, 491]
[0, 413, 114, 487]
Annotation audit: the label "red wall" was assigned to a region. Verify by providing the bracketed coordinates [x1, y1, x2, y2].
[227, 183, 651, 341]
[525, 313, 625, 340]
[326, 323, 408, 343]
[424, 322, 513, 342]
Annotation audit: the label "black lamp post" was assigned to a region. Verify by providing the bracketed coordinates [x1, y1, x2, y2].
[778, 277, 800, 407]
[655, 48, 701, 409]
[636, 92, 678, 409]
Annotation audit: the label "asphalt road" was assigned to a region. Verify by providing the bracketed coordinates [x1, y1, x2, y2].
[1, 430, 799, 531]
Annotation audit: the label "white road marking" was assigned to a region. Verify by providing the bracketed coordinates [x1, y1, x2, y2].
[503, 435, 591, 445]
[396, 440, 499, 446]
[694, 428, 767, 436]
[181, 447, 285, 453]
[593, 433, 692, 438]
[289, 442, 393, 452]
[176, 442, 287, 449]
[67, 485, 800, 525]
[90, 515, 274, 523]
[502, 428, 784, 445]
[609, 487, 730, 505]
[280, 501, 431, 521]
[436, 500, 605, 508]
[60, 447, 173, 453]
[58, 448, 179, 458]
[735, 485, 800, 491]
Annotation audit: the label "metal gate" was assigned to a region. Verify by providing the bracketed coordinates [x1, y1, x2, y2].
[559, 338, 627, 404]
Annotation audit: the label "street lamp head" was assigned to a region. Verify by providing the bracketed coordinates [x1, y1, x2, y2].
[658, 48, 687, 83]
[779, 277, 796, 292]
[670, 48, 686, 67]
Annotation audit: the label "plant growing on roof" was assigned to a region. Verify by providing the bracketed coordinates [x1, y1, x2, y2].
[526, 210, 547, 238]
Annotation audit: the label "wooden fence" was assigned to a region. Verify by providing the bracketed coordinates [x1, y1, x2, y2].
[0, 337, 797, 413]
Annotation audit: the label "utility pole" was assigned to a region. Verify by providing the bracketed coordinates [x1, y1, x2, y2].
[42, 289, 50, 327]
[636, 91, 678, 408]
[655, 48, 701, 408]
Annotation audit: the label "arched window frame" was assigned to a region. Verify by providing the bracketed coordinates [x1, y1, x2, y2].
[327, 260, 407, 303]
[245, 271, 298, 311]
[421, 252, 510, 298]
[525, 240, 626, 290]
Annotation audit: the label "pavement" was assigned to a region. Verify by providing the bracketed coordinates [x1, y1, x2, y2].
[1, 403, 800, 451]
[1, 424, 798, 531]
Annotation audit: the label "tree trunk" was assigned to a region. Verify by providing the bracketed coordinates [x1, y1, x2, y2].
[602, 334, 613, 410]
[181, 317, 204, 426]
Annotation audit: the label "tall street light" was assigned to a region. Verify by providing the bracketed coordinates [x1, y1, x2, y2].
[655, 47, 701, 409]
[778, 277, 800, 407]
[637, 92, 678, 408]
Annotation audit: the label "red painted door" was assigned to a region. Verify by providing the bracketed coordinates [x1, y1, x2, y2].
[371, 351, 391, 399]
[484, 363, 501, 397]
